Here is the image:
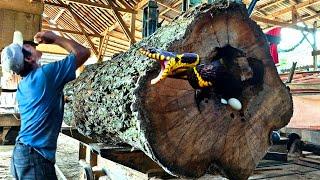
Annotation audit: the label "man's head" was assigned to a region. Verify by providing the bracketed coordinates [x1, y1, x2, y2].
[1, 40, 42, 76]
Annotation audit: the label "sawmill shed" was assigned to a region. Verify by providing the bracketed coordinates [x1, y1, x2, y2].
[0, 0, 320, 179]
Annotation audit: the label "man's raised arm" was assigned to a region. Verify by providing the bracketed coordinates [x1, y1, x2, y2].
[34, 31, 90, 68]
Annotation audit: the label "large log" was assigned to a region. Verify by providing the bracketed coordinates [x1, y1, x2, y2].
[64, 2, 293, 179]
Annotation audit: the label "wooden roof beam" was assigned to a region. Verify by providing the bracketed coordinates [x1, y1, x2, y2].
[301, 13, 320, 23]
[257, 0, 284, 10]
[45, 1, 89, 34]
[158, 2, 180, 14]
[42, 14, 66, 37]
[50, 2, 101, 35]
[251, 15, 314, 32]
[159, 0, 182, 16]
[106, 40, 129, 50]
[42, 25, 101, 37]
[117, 0, 135, 12]
[69, 11, 99, 56]
[55, 0, 99, 56]
[105, 44, 128, 52]
[74, 3, 112, 30]
[52, 9, 66, 23]
[132, 0, 175, 21]
[110, 29, 142, 40]
[290, 0, 319, 21]
[134, 0, 149, 10]
[45, 1, 68, 8]
[45, 2, 107, 35]
[102, 0, 174, 37]
[64, 0, 137, 14]
[70, 9, 103, 34]
[43, 13, 74, 40]
[293, 0, 320, 22]
[95, 41, 127, 51]
[266, 0, 320, 18]
[108, 36, 131, 46]
[105, 49, 122, 54]
[106, 0, 136, 44]
[98, 32, 110, 62]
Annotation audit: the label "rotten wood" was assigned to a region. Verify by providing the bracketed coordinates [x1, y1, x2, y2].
[64, 2, 293, 179]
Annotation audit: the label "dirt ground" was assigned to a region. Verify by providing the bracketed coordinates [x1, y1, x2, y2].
[0, 134, 81, 180]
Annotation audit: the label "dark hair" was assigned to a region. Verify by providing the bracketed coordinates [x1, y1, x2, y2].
[19, 48, 33, 77]
[19, 61, 34, 77]
[23, 41, 38, 47]
[22, 48, 32, 59]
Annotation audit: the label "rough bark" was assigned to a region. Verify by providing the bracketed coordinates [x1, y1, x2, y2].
[64, 2, 293, 179]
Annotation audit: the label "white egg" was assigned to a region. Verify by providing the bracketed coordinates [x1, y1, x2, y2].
[228, 98, 242, 111]
[220, 98, 228, 105]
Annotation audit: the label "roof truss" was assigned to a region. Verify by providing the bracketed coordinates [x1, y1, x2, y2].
[41, 0, 319, 59]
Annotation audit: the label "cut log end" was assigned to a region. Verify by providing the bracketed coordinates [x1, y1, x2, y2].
[137, 3, 292, 179]
[65, 2, 293, 180]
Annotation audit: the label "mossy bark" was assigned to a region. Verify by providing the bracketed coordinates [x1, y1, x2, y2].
[64, 2, 293, 179]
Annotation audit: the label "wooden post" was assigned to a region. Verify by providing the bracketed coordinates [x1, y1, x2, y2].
[89, 150, 98, 167]
[0, 127, 10, 144]
[313, 21, 318, 71]
[79, 143, 87, 160]
[292, 7, 298, 24]
[130, 13, 136, 45]
[97, 32, 109, 63]
[286, 62, 297, 83]
[0, 0, 43, 15]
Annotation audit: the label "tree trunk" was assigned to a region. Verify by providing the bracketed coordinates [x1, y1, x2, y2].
[64, 2, 293, 179]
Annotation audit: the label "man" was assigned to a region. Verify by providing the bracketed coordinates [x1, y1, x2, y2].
[1, 31, 90, 179]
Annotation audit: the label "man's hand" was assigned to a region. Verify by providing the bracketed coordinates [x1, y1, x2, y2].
[34, 31, 58, 44]
[34, 31, 90, 68]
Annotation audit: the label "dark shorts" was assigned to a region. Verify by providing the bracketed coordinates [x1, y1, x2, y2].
[10, 141, 57, 180]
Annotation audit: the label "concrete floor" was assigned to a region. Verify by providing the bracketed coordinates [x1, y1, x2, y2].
[0, 134, 81, 180]
[0, 145, 13, 179]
